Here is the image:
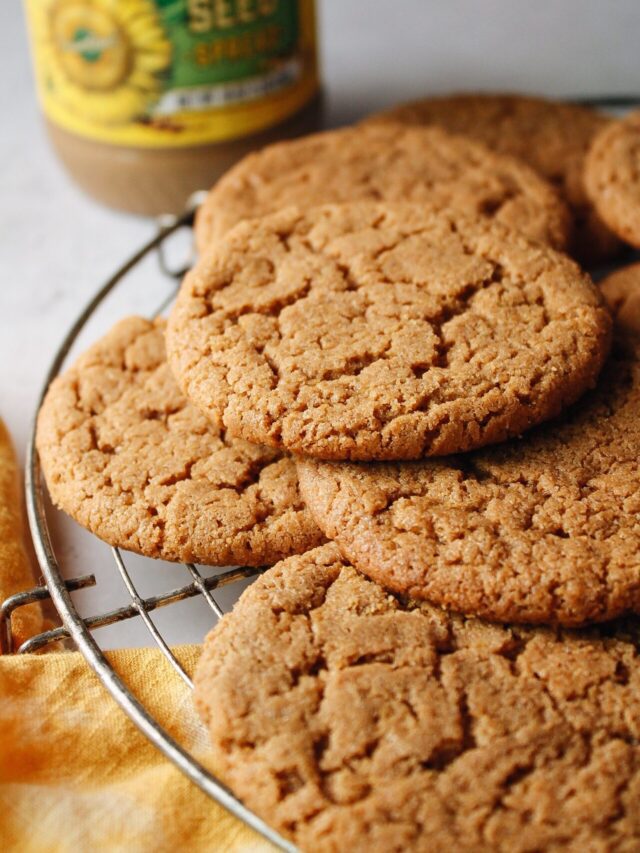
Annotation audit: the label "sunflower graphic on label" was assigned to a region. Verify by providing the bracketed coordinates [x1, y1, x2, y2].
[41, 0, 172, 126]
[25, 0, 319, 148]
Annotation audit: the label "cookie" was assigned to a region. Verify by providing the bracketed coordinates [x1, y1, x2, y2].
[297, 279, 640, 626]
[599, 263, 640, 337]
[194, 122, 571, 252]
[585, 110, 640, 249]
[36, 317, 323, 566]
[0, 418, 46, 649]
[169, 202, 610, 462]
[195, 543, 640, 852]
[365, 93, 618, 264]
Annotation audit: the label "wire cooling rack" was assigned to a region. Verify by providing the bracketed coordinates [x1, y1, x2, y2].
[0, 195, 295, 852]
[4, 96, 640, 850]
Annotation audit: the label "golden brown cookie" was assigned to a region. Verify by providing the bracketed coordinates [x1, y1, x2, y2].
[297, 279, 640, 626]
[0, 418, 45, 650]
[365, 93, 618, 264]
[195, 543, 640, 852]
[586, 110, 640, 249]
[169, 202, 610, 462]
[36, 317, 323, 566]
[599, 262, 640, 337]
[194, 122, 571, 252]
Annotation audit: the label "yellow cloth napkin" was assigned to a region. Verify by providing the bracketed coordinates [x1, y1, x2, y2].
[0, 645, 274, 852]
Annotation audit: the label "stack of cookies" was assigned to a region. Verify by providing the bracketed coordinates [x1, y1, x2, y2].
[37, 94, 640, 851]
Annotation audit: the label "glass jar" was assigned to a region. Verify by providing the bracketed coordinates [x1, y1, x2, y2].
[24, 0, 322, 215]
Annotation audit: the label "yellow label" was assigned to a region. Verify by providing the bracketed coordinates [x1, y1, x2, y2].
[24, 0, 319, 148]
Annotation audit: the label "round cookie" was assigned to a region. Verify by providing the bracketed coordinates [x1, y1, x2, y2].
[586, 110, 640, 249]
[195, 543, 640, 853]
[169, 202, 610, 462]
[365, 93, 618, 264]
[599, 263, 640, 337]
[194, 122, 571, 252]
[36, 316, 324, 566]
[297, 283, 640, 626]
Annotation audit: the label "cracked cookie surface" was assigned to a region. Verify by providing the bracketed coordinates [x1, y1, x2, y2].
[586, 110, 640, 249]
[169, 203, 610, 461]
[297, 281, 640, 625]
[194, 122, 571, 252]
[195, 543, 640, 852]
[36, 317, 323, 565]
[365, 93, 618, 264]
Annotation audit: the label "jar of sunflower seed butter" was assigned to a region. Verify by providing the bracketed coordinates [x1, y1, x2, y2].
[24, 0, 321, 215]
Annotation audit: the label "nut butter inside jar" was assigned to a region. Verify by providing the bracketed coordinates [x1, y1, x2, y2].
[25, 0, 322, 216]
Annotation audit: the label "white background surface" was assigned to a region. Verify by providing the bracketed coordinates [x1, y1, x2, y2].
[2, 0, 640, 647]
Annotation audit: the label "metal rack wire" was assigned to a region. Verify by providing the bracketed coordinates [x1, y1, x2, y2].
[2, 196, 296, 853]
